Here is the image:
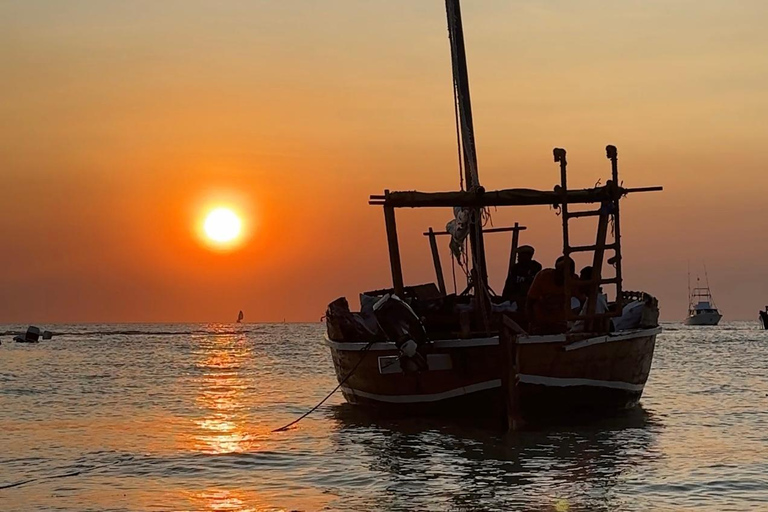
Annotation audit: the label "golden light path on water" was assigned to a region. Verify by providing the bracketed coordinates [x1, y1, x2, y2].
[192, 336, 256, 455]
[170, 325, 338, 512]
[187, 330, 262, 511]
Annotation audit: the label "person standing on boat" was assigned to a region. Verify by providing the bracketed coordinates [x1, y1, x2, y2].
[501, 245, 542, 305]
[526, 255, 583, 334]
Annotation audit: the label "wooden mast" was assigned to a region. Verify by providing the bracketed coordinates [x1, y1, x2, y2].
[446, 0, 490, 328]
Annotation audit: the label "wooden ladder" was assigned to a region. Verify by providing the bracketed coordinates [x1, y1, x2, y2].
[554, 146, 624, 330]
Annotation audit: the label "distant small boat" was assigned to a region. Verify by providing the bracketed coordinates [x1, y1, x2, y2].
[237, 310, 244, 323]
[684, 270, 722, 326]
[760, 307, 768, 330]
[14, 326, 42, 343]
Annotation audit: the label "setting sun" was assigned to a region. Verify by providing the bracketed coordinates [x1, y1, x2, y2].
[203, 208, 242, 244]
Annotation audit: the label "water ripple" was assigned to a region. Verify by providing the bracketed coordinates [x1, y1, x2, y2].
[1, 322, 768, 510]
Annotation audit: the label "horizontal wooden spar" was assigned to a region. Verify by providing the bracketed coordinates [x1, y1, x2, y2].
[369, 185, 662, 208]
[567, 243, 619, 253]
[566, 209, 602, 219]
[423, 225, 527, 236]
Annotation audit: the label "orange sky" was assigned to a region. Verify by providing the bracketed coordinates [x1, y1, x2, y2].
[1, 1, 767, 322]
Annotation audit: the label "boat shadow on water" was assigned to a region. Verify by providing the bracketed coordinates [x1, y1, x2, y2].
[329, 400, 661, 434]
[328, 403, 664, 510]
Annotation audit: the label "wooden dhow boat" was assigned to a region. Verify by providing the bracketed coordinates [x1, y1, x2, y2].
[324, 0, 663, 428]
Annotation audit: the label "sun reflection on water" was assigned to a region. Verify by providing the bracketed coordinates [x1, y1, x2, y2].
[187, 489, 261, 512]
[192, 334, 257, 455]
[183, 330, 323, 512]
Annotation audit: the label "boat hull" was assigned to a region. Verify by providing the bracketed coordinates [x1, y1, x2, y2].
[760, 311, 768, 330]
[684, 312, 722, 326]
[326, 327, 660, 420]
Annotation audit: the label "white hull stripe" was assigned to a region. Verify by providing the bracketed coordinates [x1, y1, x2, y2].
[340, 379, 501, 404]
[518, 374, 646, 392]
[564, 326, 662, 351]
[518, 326, 662, 346]
[325, 327, 661, 352]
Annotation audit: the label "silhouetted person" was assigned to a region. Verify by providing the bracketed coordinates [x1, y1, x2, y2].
[501, 245, 542, 304]
[526, 255, 583, 334]
[579, 265, 597, 296]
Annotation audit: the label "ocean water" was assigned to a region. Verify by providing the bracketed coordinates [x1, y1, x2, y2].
[1, 322, 768, 511]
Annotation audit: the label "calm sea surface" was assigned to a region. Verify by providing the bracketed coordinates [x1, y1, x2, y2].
[1, 322, 768, 511]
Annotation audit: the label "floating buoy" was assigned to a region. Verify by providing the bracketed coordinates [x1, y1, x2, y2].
[14, 326, 42, 343]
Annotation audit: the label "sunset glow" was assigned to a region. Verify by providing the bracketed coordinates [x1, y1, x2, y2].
[203, 208, 242, 246]
[1, 2, 767, 322]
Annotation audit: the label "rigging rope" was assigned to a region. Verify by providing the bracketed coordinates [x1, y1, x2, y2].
[453, 79, 464, 192]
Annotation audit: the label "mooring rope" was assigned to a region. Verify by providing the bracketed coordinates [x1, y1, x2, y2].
[272, 340, 375, 433]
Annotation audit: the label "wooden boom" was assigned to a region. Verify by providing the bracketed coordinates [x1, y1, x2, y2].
[370, 184, 662, 208]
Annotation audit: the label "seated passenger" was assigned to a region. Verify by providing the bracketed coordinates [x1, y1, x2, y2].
[526, 255, 583, 334]
[578, 265, 605, 296]
[501, 245, 542, 304]
[570, 266, 609, 332]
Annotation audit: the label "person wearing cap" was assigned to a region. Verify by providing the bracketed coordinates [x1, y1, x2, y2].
[501, 245, 542, 304]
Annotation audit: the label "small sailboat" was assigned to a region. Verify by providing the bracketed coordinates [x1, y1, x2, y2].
[759, 307, 768, 330]
[236, 310, 244, 323]
[684, 269, 722, 326]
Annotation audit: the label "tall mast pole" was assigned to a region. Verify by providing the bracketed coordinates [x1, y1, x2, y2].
[446, 0, 479, 190]
[445, 0, 489, 305]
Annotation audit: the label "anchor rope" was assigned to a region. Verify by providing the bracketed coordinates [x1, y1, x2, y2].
[272, 340, 375, 433]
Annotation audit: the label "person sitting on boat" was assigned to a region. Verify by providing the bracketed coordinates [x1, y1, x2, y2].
[501, 245, 542, 305]
[526, 255, 583, 334]
[569, 265, 610, 332]
[578, 265, 601, 296]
